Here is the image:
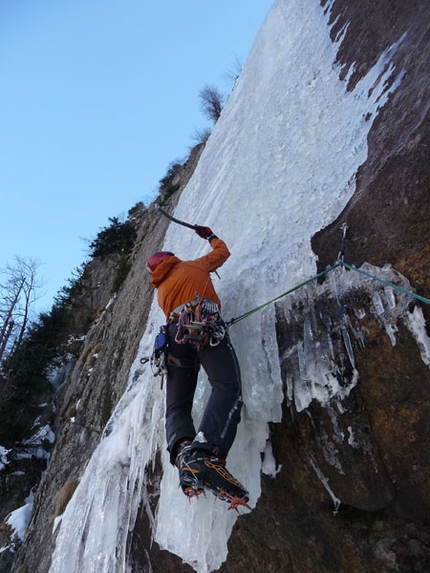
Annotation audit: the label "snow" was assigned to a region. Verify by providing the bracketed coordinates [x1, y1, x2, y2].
[24, 424, 55, 447]
[2, 492, 34, 553]
[6, 500, 33, 542]
[48, 360, 74, 389]
[13, 424, 56, 462]
[48, 0, 410, 572]
[0, 446, 10, 471]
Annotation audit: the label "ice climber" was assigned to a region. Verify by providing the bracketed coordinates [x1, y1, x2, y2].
[146, 225, 249, 509]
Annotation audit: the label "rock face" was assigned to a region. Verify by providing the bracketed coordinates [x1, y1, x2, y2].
[2, 0, 430, 572]
[218, 1, 430, 572]
[312, 0, 430, 314]
[3, 144, 204, 573]
[221, 265, 430, 573]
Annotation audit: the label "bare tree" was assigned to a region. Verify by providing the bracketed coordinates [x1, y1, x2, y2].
[223, 55, 243, 87]
[0, 257, 42, 364]
[199, 84, 225, 123]
[191, 126, 212, 145]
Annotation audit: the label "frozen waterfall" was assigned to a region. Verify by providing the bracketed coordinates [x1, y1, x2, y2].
[48, 0, 407, 571]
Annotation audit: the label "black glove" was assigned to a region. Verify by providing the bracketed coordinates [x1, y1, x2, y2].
[195, 226, 217, 240]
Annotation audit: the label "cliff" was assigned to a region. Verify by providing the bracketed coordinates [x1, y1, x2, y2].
[1, 0, 429, 571]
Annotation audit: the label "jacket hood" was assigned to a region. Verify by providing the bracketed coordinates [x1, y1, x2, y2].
[150, 255, 182, 288]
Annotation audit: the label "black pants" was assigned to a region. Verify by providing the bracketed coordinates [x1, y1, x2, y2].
[165, 321, 243, 464]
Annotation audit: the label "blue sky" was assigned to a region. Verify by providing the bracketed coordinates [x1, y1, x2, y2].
[0, 0, 272, 313]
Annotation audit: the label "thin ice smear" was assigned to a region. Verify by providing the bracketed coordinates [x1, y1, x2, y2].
[48, 0, 405, 571]
[277, 263, 422, 414]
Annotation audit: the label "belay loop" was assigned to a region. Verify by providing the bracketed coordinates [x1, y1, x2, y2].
[175, 298, 225, 348]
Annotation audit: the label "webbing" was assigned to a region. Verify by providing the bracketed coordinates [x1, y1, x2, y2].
[226, 261, 430, 328]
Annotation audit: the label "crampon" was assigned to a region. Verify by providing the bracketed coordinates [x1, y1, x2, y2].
[183, 483, 250, 511]
[183, 485, 205, 499]
[216, 489, 251, 511]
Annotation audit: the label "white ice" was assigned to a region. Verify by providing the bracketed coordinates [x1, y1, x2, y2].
[48, 0, 407, 572]
[404, 305, 430, 366]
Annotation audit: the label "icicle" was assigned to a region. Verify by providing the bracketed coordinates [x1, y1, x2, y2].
[309, 456, 341, 515]
[372, 292, 385, 315]
[341, 327, 355, 368]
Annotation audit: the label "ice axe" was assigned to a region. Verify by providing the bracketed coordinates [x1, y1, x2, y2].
[156, 204, 199, 231]
[156, 204, 221, 278]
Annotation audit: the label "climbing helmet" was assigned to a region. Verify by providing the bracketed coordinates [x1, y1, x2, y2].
[146, 251, 174, 274]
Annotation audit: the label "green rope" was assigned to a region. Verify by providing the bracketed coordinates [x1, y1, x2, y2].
[339, 262, 430, 306]
[226, 262, 342, 327]
[227, 260, 430, 328]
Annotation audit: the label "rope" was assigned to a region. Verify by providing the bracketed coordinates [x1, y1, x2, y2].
[227, 262, 342, 327]
[339, 262, 430, 306]
[227, 260, 430, 328]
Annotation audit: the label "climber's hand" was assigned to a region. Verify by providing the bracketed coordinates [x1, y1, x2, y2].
[195, 226, 216, 240]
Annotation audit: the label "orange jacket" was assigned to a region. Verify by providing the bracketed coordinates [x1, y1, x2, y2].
[150, 238, 230, 319]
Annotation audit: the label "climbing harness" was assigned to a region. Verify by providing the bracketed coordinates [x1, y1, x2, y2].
[141, 297, 226, 381]
[173, 297, 226, 348]
[169, 272, 225, 348]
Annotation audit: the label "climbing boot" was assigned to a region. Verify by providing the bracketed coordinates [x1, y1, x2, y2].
[179, 449, 250, 510]
[175, 441, 205, 499]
